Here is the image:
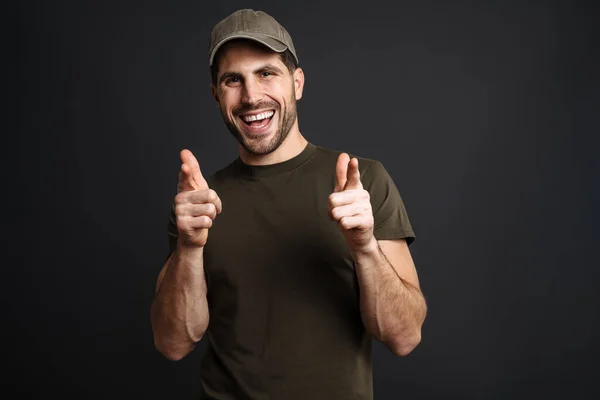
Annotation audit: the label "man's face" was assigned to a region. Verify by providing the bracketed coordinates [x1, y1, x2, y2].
[211, 41, 304, 156]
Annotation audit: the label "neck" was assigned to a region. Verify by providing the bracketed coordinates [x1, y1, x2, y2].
[239, 123, 308, 166]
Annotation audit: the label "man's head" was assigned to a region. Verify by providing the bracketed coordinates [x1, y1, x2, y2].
[208, 9, 304, 157]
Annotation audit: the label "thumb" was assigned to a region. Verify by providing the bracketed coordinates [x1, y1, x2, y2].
[344, 157, 362, 190]
[334, 153, 350, 192]
[179, 149, 209, 190]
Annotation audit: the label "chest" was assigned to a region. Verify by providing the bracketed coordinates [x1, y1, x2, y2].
[203, 175, 354, 288]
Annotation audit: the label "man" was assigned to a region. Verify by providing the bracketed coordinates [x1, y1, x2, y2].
[150, 9, 427, 400]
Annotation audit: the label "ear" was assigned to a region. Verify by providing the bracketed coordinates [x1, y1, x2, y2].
[293, 67, 305, 101]
[210, 84, 220, 104]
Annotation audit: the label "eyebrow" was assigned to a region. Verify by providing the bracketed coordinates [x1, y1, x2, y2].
[255, 64, 284, 75]
[218, 72, 241, 85]
[218, 63, 284, 85]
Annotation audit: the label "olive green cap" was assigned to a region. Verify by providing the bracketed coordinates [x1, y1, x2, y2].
[208, 9, 298, 66]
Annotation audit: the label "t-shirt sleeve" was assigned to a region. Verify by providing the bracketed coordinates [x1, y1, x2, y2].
[362, 160, 416, 245]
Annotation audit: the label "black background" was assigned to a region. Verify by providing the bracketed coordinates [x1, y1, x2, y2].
[11, 0, 599, 399]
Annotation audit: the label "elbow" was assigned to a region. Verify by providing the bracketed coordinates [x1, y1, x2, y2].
[153, 335, 199, 361]
[160, 350, 187, 362]
[158, 347, 189, 362]
[150, 310, 208, 361]
[388, 331, 422, 357]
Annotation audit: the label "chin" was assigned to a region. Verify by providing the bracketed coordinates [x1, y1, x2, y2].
[242, 137, 278, 155]
[243, 131, 287, 156]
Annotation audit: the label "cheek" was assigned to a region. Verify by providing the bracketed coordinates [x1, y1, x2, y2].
[219, 91, 240, 114]
[265, 79, 291, 104]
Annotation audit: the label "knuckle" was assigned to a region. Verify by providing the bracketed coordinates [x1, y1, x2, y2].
[328, 193, 337, 205]
[331, 208, 340, 220]
[174, 193, 186, 205]
[201, 215, 213, 227]
[206, 203, 216, 216]
[176, 216, 188, 231]
[174, 203, 184, 216]
[206, 189, 217, 202]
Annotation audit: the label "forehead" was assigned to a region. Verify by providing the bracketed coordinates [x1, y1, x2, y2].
[216, 40, 285, 73]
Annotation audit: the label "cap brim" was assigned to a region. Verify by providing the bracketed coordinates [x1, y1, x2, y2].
[209, 33, 288, 66]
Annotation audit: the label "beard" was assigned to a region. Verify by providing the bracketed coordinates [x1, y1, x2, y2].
[221, 92, 297, 156]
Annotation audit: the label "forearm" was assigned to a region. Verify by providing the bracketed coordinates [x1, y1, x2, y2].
[150, 245, 209, 360]
[352, 239, 427, 356]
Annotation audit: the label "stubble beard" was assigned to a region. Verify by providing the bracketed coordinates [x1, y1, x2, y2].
[222, 94, 297, 156]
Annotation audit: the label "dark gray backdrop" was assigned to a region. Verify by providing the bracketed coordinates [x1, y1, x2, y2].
[12, 0, 599, 399]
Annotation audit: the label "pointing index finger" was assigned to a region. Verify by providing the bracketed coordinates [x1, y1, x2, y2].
[335, 153, 350, 192]
[344, 157, 362, 190]
[180, 149, 209, 190]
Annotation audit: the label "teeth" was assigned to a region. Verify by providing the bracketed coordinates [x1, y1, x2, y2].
[242, 111, 274, 122]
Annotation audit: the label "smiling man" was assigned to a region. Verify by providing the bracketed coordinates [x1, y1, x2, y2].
[150, 9, 427, 400]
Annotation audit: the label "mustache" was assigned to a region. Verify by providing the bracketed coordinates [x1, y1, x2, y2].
[233, 101, 279, 116]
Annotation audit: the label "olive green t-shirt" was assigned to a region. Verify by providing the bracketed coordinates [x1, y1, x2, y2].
[167, 142, 415, 400]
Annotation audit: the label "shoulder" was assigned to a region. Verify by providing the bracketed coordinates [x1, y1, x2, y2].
[312, 144, 387, 180]
[313, 144, 381, 166]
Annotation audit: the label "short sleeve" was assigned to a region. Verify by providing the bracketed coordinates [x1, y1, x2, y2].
[362, 160, 416, 245]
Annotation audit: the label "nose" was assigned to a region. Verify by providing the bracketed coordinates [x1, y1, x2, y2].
[241, 78, 263, 105]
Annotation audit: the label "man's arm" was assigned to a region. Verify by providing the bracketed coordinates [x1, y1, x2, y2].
[150, 247, 209, 360]
[150, 149, 222, 361]
[328, 153, 426, 356]
[351, 238, 427, 356]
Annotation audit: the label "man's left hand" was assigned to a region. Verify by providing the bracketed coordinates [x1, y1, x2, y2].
[328, 153, 375, 252]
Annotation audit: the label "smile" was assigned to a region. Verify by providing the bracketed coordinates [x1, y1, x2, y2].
[241, 110, 274, 123]
[238, 110, 275, 132]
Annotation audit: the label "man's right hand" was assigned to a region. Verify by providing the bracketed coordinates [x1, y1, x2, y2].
[174, 149, 223, 248]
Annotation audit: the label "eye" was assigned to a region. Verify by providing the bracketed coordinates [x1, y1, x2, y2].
[261, 71, 272, 78]
[225, 77, 241, 86]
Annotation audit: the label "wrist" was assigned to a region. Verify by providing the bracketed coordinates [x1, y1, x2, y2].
[175, 241, 205, 259]
[350, 237, 379, 260]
